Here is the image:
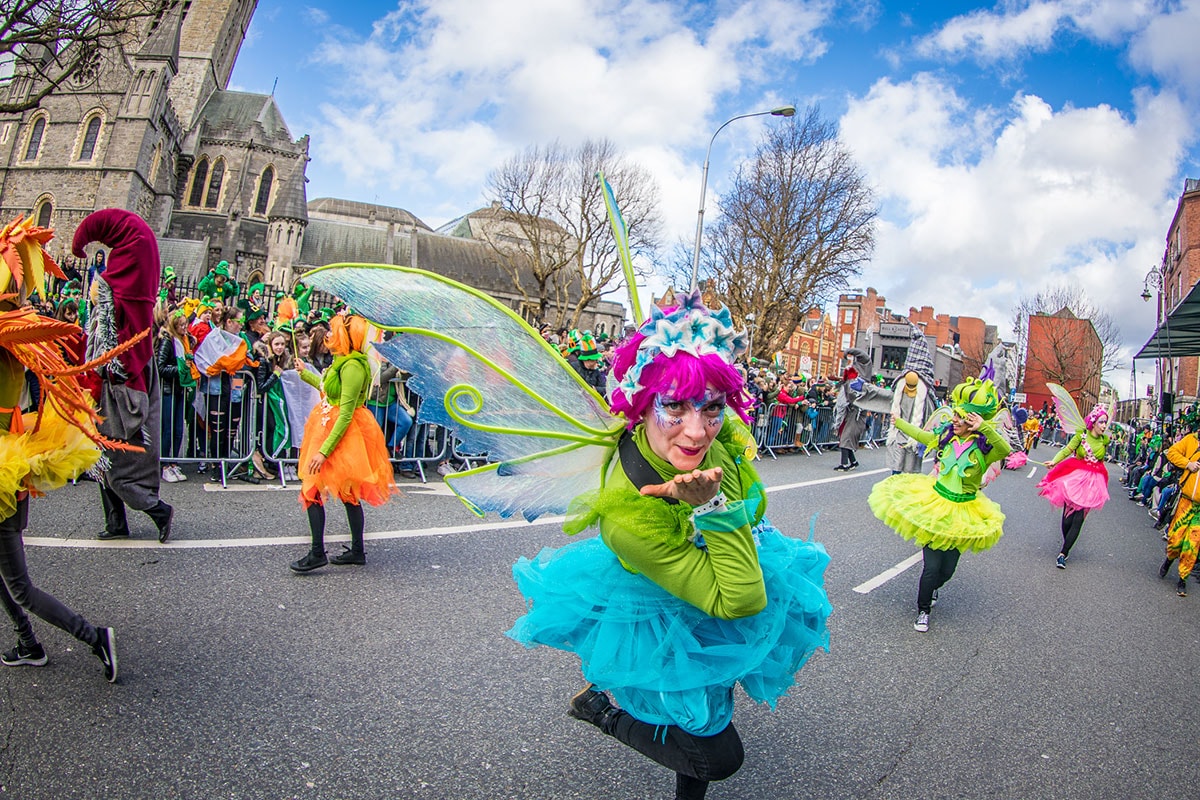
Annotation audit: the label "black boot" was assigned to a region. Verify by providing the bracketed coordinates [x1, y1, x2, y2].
[568, 686, 620, 733]
[290, 549, 328, 573]
[1160, 558, 1174, 579]
[1178, 577, 1188, 597]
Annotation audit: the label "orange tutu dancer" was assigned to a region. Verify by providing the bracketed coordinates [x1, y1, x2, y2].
[298, 403, 394, 508]
[290, 313, 396, 573]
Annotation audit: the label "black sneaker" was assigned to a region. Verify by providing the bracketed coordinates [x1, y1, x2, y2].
[92, 627, 117, 683]
[1178, 578, 1188, 597]
[833, 465, 848, 472]
[96, 529, 130, 540]
[290, 550, 328, 573]
[329, 547, 365, 566]
[847, 462, 860, 471]
[568, 685, 618, 730]
[1160, 559, 1173, 579]
[1, 642, 47, 667]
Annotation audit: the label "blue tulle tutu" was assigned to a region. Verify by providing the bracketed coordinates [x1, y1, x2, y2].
[506, 521, 831, 736]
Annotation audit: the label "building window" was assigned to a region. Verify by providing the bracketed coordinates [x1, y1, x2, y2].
[24, 117, 46, 160]
[843, 309, 854, 325]
[841, 333, 852, 351]
[204, 159, 224, 208]
[35, 201, 52, 228]
[188, 158, 208, 206]
[254, 166, 274, 215]
[79, 116, 102, 160]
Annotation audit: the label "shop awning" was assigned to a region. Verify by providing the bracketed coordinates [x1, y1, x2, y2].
[1134, 280, 1200, 359]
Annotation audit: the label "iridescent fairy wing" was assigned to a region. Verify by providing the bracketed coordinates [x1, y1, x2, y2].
[302, 264, 626, 521]
[1046, 382, 1085, 435]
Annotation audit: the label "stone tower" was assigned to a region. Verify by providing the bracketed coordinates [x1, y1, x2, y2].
[265, 156, 310, 288]
[169, 0, 259, 128]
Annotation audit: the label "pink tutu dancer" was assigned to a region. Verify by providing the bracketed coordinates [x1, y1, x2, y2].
[1037, 458, 1110, 511]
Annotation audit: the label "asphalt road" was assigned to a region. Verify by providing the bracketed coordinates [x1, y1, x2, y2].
[2, 444, 1197, 800]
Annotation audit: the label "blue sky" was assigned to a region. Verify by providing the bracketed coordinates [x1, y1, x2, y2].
[229, 1, 1200, 399]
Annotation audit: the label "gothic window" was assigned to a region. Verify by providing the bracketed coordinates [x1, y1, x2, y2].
[79, 116, 102, 160]
[286, 226, 292, 245]
[254, 166, 274, 215]
[24, 117, 46, 161]
[35, 200, 52, 228]
[128, 71, 146, 112]
[204, 159, 225, 208]
[149, 143, 162, 184]
[275, 227, 280, 244]
[188, 158, 209, 206]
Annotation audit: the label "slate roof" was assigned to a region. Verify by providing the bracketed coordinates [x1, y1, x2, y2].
[268, 168, 308, 222]
[158, 238, 209, 282]
[197, 91, 292, 142]
[138, 5, 182, 66]
[307, 198, 430, 231]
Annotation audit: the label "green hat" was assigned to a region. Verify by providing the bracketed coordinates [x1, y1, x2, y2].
[248, 281, 265, 297]
[578, 331, 601, 361]
[162, 265, 177, 284]
[245, 305, 267, 323]
[214, 261, 230, 277]
[275, 289, 286, 300]
[950, 378, 1000, 420]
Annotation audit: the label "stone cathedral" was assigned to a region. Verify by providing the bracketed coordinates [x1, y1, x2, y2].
[0, 0, 309, 290]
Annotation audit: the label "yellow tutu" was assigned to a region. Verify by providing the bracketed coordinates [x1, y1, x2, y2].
[868, 472, 1004, 552]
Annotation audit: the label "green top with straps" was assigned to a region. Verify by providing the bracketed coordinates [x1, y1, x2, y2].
[1047, 430, 1109, 465]
[893, 416, 1011, 500]
[299, 351, 370, 457]
[567, 420, 767, 621]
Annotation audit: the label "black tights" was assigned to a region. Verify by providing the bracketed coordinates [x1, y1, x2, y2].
[1060, 508, 1086, 557]
[600, 711, 743, 800]
[305, 501, 365, 554]
[917, 545, 960, 612]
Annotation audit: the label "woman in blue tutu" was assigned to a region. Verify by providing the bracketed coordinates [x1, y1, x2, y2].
[508, 292, 831, 800]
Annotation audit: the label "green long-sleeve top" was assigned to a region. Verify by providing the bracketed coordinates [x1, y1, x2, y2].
[299, 352, 370, 457]
[893, 416, 1011, 498]
[593, 425, 767, 620]
[1047, 430, 1109, 465]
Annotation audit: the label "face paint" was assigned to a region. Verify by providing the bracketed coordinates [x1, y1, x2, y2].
[645, 387, 728, 470]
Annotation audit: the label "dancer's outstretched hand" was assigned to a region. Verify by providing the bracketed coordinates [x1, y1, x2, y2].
[640, 467, 723, 506]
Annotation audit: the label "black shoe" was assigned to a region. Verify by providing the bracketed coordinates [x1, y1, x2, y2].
[290, 550, 328, 573]
[1178, 578, 1188, 597]
[329, 547, 365, 566]
[568, 685, 618, 731]
[1, 641, 47, 667]
[92, 627, 117, 683]
[96, 529, 130, 541]
[847, 462, 860, 471]
[157, 504, 174, 544]
[1160, 558, 1173, 579]
[833, 465, 848, 472]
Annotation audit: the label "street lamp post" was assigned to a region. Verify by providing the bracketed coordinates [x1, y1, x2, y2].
[690, 105, 796, 291]
[745, 313, 756, 364]
[1143, 264, 1168, 417]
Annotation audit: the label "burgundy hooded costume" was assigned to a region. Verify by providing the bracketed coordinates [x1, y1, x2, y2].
[74, 210, 172, 537]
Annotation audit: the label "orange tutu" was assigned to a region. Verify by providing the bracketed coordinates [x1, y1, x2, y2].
[298, 403, 395, 508]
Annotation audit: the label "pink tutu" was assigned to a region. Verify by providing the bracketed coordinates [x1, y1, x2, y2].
[1037, 458, 1110, 511]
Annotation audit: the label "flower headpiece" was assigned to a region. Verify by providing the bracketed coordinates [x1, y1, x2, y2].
[1084, 404, 1108, 431]
[616, 288, 748, 405]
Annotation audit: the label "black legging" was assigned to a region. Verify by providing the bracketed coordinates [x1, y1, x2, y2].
[1061, 508, 1086, 557]
[305, 501, 365, 554]
[839, 447, 858, 467]
[917, 545, 961, 612]
[598, 711, 744, 800]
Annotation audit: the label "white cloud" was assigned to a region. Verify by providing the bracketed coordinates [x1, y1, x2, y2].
[1129, 0, 1200, 93]
[840, 74, 1190, 375]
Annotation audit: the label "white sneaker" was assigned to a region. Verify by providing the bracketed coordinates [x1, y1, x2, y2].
[913, 611, 930, 632]
[171, 465, 187, 482]
[436, 462, 455, 477]
[162, 466, 177, 483]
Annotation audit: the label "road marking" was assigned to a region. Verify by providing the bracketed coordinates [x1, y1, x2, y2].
[1027, 466, 1037, 479]
[853, 552, 923, 594]
[31, 466, 883, 550]
[202, 482, 457, 496]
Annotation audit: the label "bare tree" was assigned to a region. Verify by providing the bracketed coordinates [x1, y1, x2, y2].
[700, 106, 877, 360]
[483, 138, 661, 329]
[1011, 285, 1123, 406]
[0, 1, 166, 115]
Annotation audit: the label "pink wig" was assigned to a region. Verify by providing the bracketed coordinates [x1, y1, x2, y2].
[1084, 404, 1108, 432]
[609, 324, 752, 427]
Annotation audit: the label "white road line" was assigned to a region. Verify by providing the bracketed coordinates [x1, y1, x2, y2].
[31, 467, 881, 550]
[1027, 466, 1037, 479]
[853, 552, 923, 594]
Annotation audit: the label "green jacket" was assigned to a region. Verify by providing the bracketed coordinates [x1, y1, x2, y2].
[299, 352, 370, 457]
[894, 416, 1011, 498]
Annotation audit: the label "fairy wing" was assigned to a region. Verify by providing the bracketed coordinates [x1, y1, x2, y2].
[1046, 383, 1085, 435]
[301, 264, 625, 521]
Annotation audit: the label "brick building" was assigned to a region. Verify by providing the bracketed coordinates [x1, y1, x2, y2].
[1152, 178, 1200, 411]
[779, 308, 837, 377]
[1022, 307, 1103, 414]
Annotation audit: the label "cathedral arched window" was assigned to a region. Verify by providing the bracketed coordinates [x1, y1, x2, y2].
[254, 166, 274, 215]
[188, 158, 208, 206]
[35, 200, 52, 228]
[79, 116, 102, 160]
[23, 117, 46, 161]
[204, 159, 225, 209]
